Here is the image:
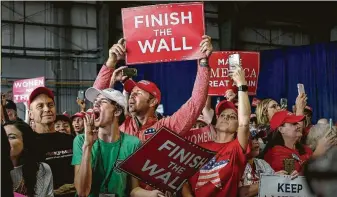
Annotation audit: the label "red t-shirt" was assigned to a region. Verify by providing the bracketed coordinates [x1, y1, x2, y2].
[189, 139, 249, 197]
[264, 145, 313, 173]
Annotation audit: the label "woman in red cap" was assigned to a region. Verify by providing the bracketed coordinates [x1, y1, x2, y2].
[182, 67, 251, 197]
[238, 128, 287, 197]
[263, 111, 335, 175]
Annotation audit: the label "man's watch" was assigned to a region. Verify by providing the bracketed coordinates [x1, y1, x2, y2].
[199, 59, 209, 67]
[238, 85, 248, 92]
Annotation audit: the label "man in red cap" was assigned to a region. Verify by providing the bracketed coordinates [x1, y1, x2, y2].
[28, 87, 75, 196]
[93, 35, 213, 142]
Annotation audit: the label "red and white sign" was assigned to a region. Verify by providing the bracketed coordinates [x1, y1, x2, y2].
[184, 125, 214, 144]
[13, 77, 45, 103]
[118, 127, 216, 193]
[14, 193, 26, 197]
[208, 51, 260, 96]
[252, 97, 261, 107]
[122, 2, 205, 65]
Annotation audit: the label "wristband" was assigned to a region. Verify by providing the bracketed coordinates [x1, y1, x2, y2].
[199, 59, 209, 67]
[238, 85, 248, 92]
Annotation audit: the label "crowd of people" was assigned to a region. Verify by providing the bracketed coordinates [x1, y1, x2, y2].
[1, 34, 337, 197]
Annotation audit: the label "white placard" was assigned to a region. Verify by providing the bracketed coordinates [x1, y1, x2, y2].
[259, 174, 315, 197]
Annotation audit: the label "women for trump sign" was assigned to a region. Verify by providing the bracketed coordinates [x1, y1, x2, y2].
[122, 2, 205, 65]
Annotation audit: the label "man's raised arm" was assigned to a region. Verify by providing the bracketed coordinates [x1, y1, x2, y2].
[159, 35, 212, 135]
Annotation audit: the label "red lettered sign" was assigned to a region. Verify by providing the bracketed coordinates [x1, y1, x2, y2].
[118, 127, 216, 193]
[252, 97, 261, 107]
[122, 2, 205, 65]
[13, 77, 45, 103]
[208, 51, 260, 96]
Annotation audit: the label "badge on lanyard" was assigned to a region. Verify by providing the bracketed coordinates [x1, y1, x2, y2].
[99, 194, 116, 197]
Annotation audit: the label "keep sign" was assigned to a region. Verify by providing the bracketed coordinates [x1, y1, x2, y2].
[259, 174, 315, 197]
[13, 77, 45, 103]
[122, 2, 205, 65]
[208, 51, 260, 96]
[118, 127, 216, 194]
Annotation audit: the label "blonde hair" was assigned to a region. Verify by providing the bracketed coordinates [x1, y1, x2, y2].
[256, 99, 273, 126]
[306, 124, 337, 150]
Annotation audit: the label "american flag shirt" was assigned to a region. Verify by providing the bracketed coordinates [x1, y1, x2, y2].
[189, 138, 249, 197]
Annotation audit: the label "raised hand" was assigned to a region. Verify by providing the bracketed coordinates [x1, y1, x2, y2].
[109, 66, 129, 87]
[106, 38, 126, 68]
[229, 67, 247, 87]
[199, 35, 213, 58]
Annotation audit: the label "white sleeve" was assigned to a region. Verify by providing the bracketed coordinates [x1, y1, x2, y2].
[41, 163, 54, 197]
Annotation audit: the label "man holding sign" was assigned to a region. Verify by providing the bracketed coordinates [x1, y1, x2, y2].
[93, 35, 212, 143]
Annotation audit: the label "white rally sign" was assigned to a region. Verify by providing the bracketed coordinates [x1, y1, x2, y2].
[259, 174, 315, 197]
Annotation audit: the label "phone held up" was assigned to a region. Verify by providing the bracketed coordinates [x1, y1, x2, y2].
[280, 98, 288, 109]
[123, 68, 137, 78]
[228, 53, 241, 71]
[78, 90, 85, 101]
[297, 83, 305, 95]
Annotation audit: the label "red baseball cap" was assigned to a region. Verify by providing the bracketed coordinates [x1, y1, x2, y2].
[270, 110, 305, 131]
[28, 87, 54, 107]
[71, 112, 85, 120]
[216, 100, 238, 116]
[124, 79, 161, 104]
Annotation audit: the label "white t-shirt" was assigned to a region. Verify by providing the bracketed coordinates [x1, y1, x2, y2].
[11, 162, 54, 197]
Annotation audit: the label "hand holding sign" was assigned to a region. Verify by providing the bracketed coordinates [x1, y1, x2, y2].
[107, 38, 126, 68]
[199, 35, 213, 58]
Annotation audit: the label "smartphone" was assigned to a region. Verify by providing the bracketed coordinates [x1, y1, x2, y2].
[329, 118, 333, 130]
[297, 83, 305, 95]
[280, 98, 288, 109]
[284, 159, 295, 175]
[78, 90, 85, 100]
[123, 68, 137, 78]
[228, 54, 240, 71]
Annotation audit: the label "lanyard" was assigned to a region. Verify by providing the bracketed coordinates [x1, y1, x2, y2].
[97, 133, 123, 193]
